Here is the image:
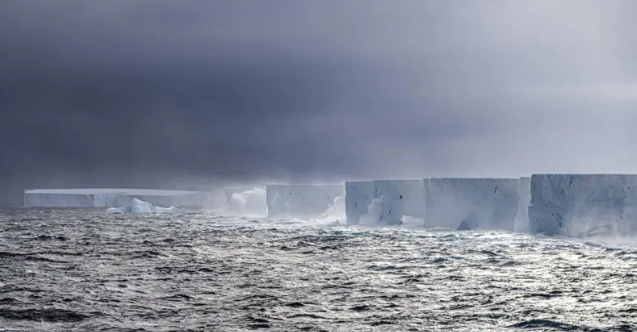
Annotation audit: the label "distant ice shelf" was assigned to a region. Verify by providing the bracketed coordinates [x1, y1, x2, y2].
[23, 188, 209, 208]
[106, 198, 176, 214]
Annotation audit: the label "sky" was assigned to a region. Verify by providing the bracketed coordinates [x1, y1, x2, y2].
[0, 1, 636, 205]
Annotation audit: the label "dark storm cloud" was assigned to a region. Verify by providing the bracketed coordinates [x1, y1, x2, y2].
[0, 0, 636, 204]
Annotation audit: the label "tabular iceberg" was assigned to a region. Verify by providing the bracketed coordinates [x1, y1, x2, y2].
[374, 179, 424, 225]
[106, 198, 176, 214]
[514, 177, 531, 232]
[266, 184, 344, 219]
[345, 179, 424, 225]
[528, 174, 637, 236]
[364, 195, 405, 225]
[345, 181, 374, 225]
[24, 188, 209, 208]
[424, 178, 519, 231]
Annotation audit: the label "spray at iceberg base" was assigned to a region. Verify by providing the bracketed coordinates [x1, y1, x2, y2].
[106, 198, 177, 214]
[225, 187, 268, 217]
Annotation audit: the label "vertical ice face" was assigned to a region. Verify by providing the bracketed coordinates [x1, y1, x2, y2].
[529, 174, 637, 236]
[376, 195, 405, 225]
[345, 179, 425, 225]
[374, 180, 425, 219]
[424, 178, 519, 231]
[514, 177, 531, 232]
[372, 180, 405, 225]
[371, 179, 425, 225]
[345, 181, 374, 225]
[23, 189, 210, 208]
[265, 184, 344, 219]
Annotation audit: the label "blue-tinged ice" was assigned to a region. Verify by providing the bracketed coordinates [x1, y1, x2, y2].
[105, 198, 176, 214]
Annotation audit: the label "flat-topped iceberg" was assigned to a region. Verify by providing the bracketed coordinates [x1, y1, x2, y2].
[529, 174, 637, 236]
[106, 198, 176, 214]
[24, 188, 209, 208]
[424, 178, 519, 231]
[345, 179, 424, 225]
[345, 181, 374, 225]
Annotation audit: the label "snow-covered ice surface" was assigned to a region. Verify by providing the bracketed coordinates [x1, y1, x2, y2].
[529, 174, 637, 237]
[105, 198, 176, 214]
[24, 188, 209, 208]
[266, 184, 343, 219]
[1, 208, 637, 331]
[424, 178, 519, 231]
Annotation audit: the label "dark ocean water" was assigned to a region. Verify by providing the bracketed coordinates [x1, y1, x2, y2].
[1, 208, 637, 331]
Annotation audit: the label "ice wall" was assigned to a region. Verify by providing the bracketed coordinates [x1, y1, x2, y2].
[345, 181, 374, 225]
[528, 174, 637, 236]
[373, 179, 424, 225]
[266, 184, 344, 219]
[514, 177, 531, 232]
[424, 178, 519, 231]
[24, 189, 209, 208]
[346, 179, 424, 225]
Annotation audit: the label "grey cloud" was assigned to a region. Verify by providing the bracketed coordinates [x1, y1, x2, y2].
[0, 0, 636, 205]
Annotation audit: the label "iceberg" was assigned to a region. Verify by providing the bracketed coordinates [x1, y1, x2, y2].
[424, 178, 519, 231]
[265, 183, 344, 219]
[374, 180, 424, 219]
[346, 179, 424, 225]
[24, 188, 210, 208]
[528, 174, 637, 236]
[105, 198, 176, 214]
[345, 181, 374, 225]
[514, 177, 531, 232]
[373, 179, 424, 225]
[372, 195, 405, 225]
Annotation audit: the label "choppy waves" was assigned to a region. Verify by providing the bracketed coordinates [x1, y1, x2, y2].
[1, 208, 636, 331]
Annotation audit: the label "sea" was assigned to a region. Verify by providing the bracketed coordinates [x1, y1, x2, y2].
[1, 208, 636, 331]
